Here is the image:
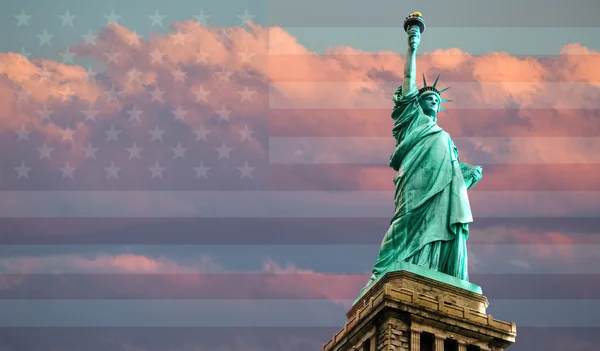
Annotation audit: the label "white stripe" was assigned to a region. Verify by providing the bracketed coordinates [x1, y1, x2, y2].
[268, 137, 600, 165]
[269, 27, 600, 56]
[267, 0, 598, 28]
[0, 191, 598, 218]
[1, 244, 598, 275]
[268, 82, 600, 110]
[0, 299, 596, 327]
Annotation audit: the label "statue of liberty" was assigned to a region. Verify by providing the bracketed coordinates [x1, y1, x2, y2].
[356, 13, 483, 302]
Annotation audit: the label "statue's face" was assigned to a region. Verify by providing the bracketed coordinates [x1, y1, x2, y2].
[419, 93, 439, 117]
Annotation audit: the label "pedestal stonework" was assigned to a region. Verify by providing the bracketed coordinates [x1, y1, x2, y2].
[323, 271, 516, 351]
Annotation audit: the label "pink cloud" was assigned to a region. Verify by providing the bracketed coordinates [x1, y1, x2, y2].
[0, 253, 223, 274]
[1, 21, 598, 179]
[0, 21, 598, 277]
[263, 259, 364, 308]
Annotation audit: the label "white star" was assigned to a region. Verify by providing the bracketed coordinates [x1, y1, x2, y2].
[150, 85, 164, 102]
[59, 85, 75, 102]
[126, 142, 143, 159]
[83, 142, 98, 160]
[194, 46, 209, 64]
[59, 10, 76, 27]
[237, 9, 256, 27]
[193, 162, 210, 179]
[215, 143, 233, 160]
[36, 104, 53, 122]
[14, 10, 31, 27]
[216, 105, 232, 122]
[105, 124, 121, 142]
[18, 47, 31, 62]
[81, 28, 97, 46]
[82, 104, 98, 122]
[127, 30, 142, 46]
[14, 162, 32, 179]
[215, 67, 232, 84]
[37, 65, 53, 83]
[103, 45, 121, 65]
[238, 161, 255, 179]
[193, 124, 210, 141]
[104, 10, 121, 25]
[149, 126, 165, 142]
[238, 124, 254, 142]
[149, 48, 165, 64]
[193, 9, 210, 26]
[61, 126, 76, 142]
[15, 124, 31, 142]
[84, 66, 99, 83]
[37, 142, 54, 159]
[171, 66, 186, 83]
[104, 85, 120, 103]
[148, 161, 166, 179]
[59, 162, 76, 179]
[149, 10, 165, 27]
[104, 161, 121, 179]
[238, 45, 256, 64]
[37, 29, 53, 47]
[171, 106, 187, 123]
[15, 86, 29, 103]
[127, 105, 143, 122]
[192, 85, 210, 103]
[127, 66, 143, 84]
[171, 142, 188, 159]
[58, 47, 75, 64]
[238, 86, 256, 102]
[171, 29, 187, 46]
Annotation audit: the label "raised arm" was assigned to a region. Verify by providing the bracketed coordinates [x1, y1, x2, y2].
[402, 26, 420, 96]
[390, 25, 422, 142]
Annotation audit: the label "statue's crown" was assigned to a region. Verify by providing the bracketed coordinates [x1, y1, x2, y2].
[418, 73, 452, 112]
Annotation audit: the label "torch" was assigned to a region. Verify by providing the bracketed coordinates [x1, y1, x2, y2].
[404, 12, 425, 47]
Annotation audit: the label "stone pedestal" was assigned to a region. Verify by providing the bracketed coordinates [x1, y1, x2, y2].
[322, 270, 516, 351]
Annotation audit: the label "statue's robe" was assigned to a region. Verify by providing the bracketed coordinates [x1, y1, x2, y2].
[357, 87, 482, 300]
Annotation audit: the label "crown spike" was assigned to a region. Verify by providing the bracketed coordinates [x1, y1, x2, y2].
[418, 73, 452, 114]
[433, 74, 440, 89]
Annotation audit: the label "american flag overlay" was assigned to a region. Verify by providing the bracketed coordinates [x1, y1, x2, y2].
[1, 0, 600, 350]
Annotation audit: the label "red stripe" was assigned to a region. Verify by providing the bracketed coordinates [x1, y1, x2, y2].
[268, 109, 600, 137]
[1, 218, 598, 245]
[268, 164, 600, 191]
[0, 326, 596, 351]
[0, 274, 598, 300]
[267, 55, 600, 83]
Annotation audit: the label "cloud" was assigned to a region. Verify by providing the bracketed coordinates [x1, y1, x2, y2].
[262, 259, 361, 307]
[1, 22, 599, 310]
[1, 21, 598, 189]
[0, 253, 222, 274]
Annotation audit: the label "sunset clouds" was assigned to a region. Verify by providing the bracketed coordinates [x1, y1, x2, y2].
[1, 18, 600, 259]
[1, 16, 600, 350]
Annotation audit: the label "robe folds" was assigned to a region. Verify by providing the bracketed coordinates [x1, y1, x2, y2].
[356, 87, 483, 301]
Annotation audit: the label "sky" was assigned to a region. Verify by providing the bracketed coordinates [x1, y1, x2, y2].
[1, 0, 600, 350]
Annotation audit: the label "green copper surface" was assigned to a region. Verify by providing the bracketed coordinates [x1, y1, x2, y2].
[355, 14, 483, 304]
